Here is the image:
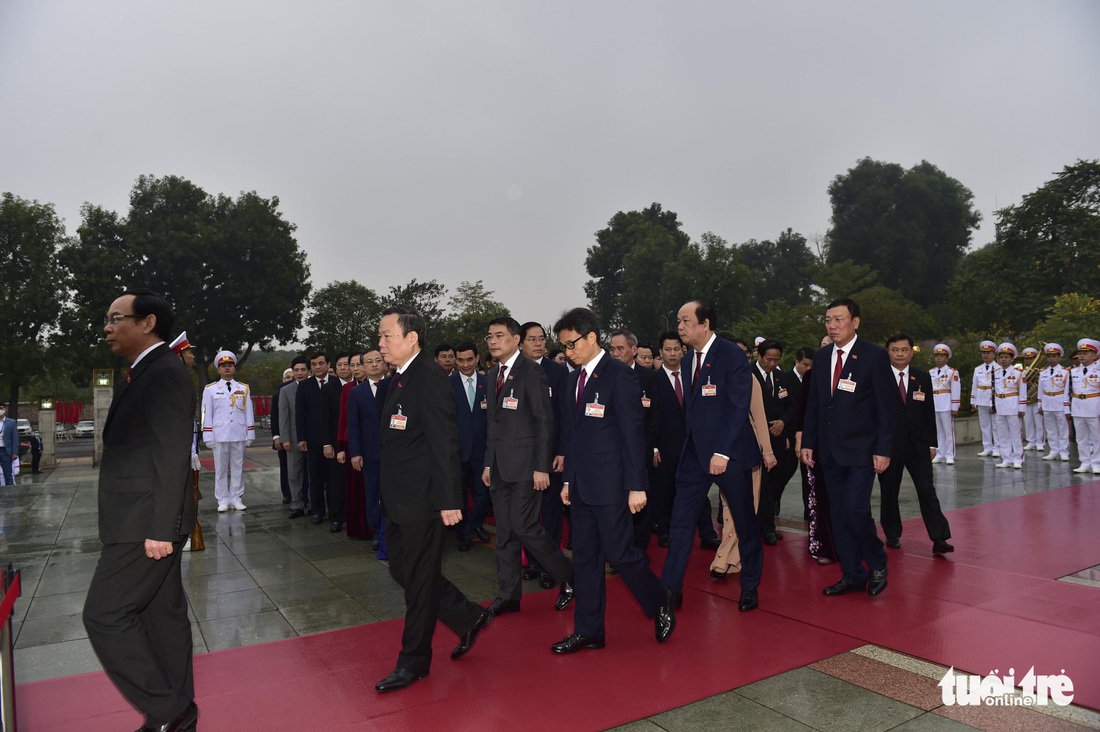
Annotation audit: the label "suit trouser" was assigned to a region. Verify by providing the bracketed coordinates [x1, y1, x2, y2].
[385, 516, 482, 674]
[277, 448, 291, 500]
[757, 447, 798, 535]
[1043, 411, 1070, 457]
[993, 413, 1023, 463]
[457, 460, 491, 542]
[661, 442, 760, 592]
[538, 471, 566, 547]
[306, 447, 329, 517]
[877, 450, 951, 543]
[212, 441, 245, 504]
[1073, 415, 1100, 468]
[570, 495, 664, 637]
[490, 475, 572, 601]
[0, 449, 12, 485]
[649, 454, 716, 541]
[1023, 403, 1044, 447]
[363, 460, 382, 538]
[83, 540, 193, 726]
[934, 411, 956, 461]
[326, 456, 346, 523]
[976, 405, 996, 452]
[286, 447, 306, 510]
[822, 458, 885, 585]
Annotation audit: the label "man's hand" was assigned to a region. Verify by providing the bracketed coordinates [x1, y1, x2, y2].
[482, 467, 491, 487]
[336, 451, 346, 464]
[652, 449, 661, 468]
[298, 440, 308, 453]
[145, 539, 174, 560]
[873, 455, 891, 474]
[763, 453, 777, 470]
[801, 448, 815, 467]
[561, 483, 570, 506]
[552, 455, 564, 472]
[272, 437, 280, 449]
[440, 509, 463, 526]
[628, 490, 647, 514]
[190, 453, 201, 471]
[204, 441, 213, 450]
[533, 471, 550, 490]
[709, 454, 728, 476]
[930, 447, 937, 460]
[351, 456, 363, 470]
[323, 445, 335, 459]
[951, 410, 958, 417]
[281, 441, 293, 452]
[768, 419, 785, 437]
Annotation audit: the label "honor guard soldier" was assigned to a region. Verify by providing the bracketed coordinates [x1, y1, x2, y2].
[930, 344, 960, 465]
[1070, 338, 1100, 475]
[992, 343, 1025, 469]
[1039, 343, 1071, 462]
[202, 350, 255, 510]
[170, 331, 205, 551]
[1020, 346, 1045, 452]
[971, 340, 999, 457]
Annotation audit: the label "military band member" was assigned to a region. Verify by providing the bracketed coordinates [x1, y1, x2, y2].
[1070, 338, 1100, 475]
[201, 350, 255, 511]
[1039, 343, 1071, 462]
[170, 331, 204, 552]
[1020, 346, 1045, 452]
[992, 343, 1025, 469]
[971, 340, 998, 457]
[929, 344, 960, 465]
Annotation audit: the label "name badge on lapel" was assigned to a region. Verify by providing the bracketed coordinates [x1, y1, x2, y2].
[701, 376, 716, 397]
[837, 376, 856, 393]
[913, 390, 926, 401]
[389, 405, 408, 431]
[777, 387, 788, 399]
[503, 389, 519, 410]
[641, 393, 651, 408]
[585, 393, 605, 418]
[480, 399, 488, 410]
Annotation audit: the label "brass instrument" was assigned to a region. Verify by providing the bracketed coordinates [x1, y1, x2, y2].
[1021, 343, 1046, 404]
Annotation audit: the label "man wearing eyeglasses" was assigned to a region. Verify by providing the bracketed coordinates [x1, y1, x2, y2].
[84, 289, 199, 732]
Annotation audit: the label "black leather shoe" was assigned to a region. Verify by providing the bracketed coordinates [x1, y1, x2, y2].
[700, 537, 721, 550]
[555, 580, 575, 611]
[329, 522, 343, 533]
[762, 532, 779, 545]
[309, 514, 324, 524]
[657, 535, 669, 548]
[375, 667, 427, 692]
[288, 509, 305, 519]
[281, 497, 291, 504]
[932, 540, 955, 555]
[823, 578, 866, 596]
[551, 633, 605, 654]
[138, 701, 199, 732]
[474, 526, 490, 543]
[539, 572, 556, 589]
[522, 567, 539, 581]
[885, 537, 901, 549]
[457, 538, 472, 552]
[488, 597, 521, 616]
[451, 609, 492, 660]
[655, 588, 676, 643]
[710, 569, 728, 581]
[738, 589, 758, 612]
[868, 568, 888, 596]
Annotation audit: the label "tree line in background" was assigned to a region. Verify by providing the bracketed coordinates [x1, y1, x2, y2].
[1, 159, 1097, 416]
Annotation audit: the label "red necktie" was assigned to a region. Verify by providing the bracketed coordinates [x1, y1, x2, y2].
[694, 351, 703, 387]
[831, 348, 844, 394]
[898, 372, 907, 403]
[576, 368, 587, 410]
[673, 370, 683, 407]
[496, 364, 507, 398]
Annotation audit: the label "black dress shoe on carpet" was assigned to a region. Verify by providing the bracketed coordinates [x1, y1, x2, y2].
[885, 537, 901, 549]
[451, 609, 492, 660]
[329, 522, 343, 533]
[138, 701, 199, 732]
[288, 509, 305, 519]
[551, 633, 605, 654]
[457, 538, 472, 552]
[738, 589, 758, 612]
[762, 532, 779, 545]
[488, 597, 521, 616]
[539, 572, 556, 589]
[710, 569, 728, 581]
[522, 567, 539, 581]
[700, 537, 721, 551]
[555, 581, 575, 611]
[375, 667, 427, 692]
[655, 589, 676, 643]
[868, 568, 888, 596]
[932, 540, 955, 555]
[823, 578, 867, 596]
[309, 514, 324, 524]
[474, 526, 490, 543]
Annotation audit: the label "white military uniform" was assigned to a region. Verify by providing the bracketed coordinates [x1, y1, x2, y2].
[1070, 338, 1100, 474]
[930, 354, 960, 463]
[202, 359, 255, 508]
[1020, 348, 1045, 451]
[992, 344, 1024, 468]
[971, 341, 998, 456]
[1038, 344, 1071, 461]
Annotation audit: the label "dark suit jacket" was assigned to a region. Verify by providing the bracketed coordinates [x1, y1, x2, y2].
[450, 370, 487, 467]
[560, 353, 646, 505]
[379, 352, 462, 523]
[649, 367, 686, 459]
[538, 357, 569, 456]
[0, 418, 16, 457]
[98, 343, 195, 543]
[485, 355, 554, 482]
[890, 367, 938, 457]
[682, 337, 760, 470]
[295, 376, 327, 447]
[803, 336, 897, 466]
[753, 365, 798, 453]
[633, 363, 662, 456]
[348, 379, 388, 463]
[320, 378, 346, 448]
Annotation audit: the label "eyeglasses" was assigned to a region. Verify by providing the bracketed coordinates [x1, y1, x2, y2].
[103, 314, 147, 326]
[560, 333, 589, 351]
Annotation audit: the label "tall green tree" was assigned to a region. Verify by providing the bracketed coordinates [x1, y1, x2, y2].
[1031, 293, 1100, 352]
[662, 232, 757, 336]
[737, 228, 816, 308]
[732, 300, 822, 364]
[305, 280, 383, 357]
[442, 280, 509, 348]
[0, 193, 67, 417]
[827, 158, 981, 307]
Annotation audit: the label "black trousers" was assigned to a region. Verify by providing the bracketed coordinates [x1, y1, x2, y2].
[757, 447, 798, 534]
[490, 475, 572, 601]
[652, 452, 718, 541]
[385, 516, 482, 674]
[457, 460, 491, 541]
[277, 448, 290, 501]
[83, 540, 194, 726]
[877, 449, 951, 543]
[822, 458, 886, 585]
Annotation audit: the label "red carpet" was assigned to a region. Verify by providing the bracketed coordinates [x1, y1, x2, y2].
[17, 482, 1100, 729]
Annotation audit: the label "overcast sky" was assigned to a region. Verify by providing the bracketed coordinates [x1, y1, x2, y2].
[2, 1, 1098, 329]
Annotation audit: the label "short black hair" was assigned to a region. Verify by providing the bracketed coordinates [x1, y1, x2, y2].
[827, 297, 861, 319]
[335, 351, 351, 364]
[795, 347, 815, 361]
[120, 288, 174, 340]
[291, 355, 309, 368]
[757, 338, 783, 357]
[308, 350, 328, 363]
[733, 338, 749, 351]
[553, 308, 601, 341]
[636, 341, 653, 355]
[687, 300, 718, 331]
[885, 333, 913, 348]
[657, 331, 683, 349]
[519, 321, 546, 340]
[610, 329, 637, 347]
[434, 343, 455, 357]
[454, 340, 479, 357]
[547, 348, 563, 360]
[488, 316, 522, 336]
[382, 305, 425, 343]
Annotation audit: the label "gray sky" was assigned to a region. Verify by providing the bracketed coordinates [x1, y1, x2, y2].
[2, 1, 1098, 330]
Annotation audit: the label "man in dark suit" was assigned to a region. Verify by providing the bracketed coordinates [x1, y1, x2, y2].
[553, 307, 674, 653]
[661, 301, 763, 613]
[83, 288, 198, 732]
[451, 340, 490, 552]
[270, 367, 294, 504]
[801, 298, 897, 597]
[878, 334, 954, 555]
[753, 338, 800, 545]
[320, 364, 347, 533]
[519, 321, 570, 588]
[296, 351, 334, 526]
[374, 306, 490, 692]
[348, 349, 389, 554]
[483, 317, 573, 616]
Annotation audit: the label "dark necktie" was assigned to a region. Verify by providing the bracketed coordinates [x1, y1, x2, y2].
[898, 372, 907, 403]
[832, 348, 844, 394]
[694, 351, 703, 386]
[672, 370, 683, 407]
[576, 368, 587, 410]
[496, 365, 507, 398]
[766, 371, 774, 397]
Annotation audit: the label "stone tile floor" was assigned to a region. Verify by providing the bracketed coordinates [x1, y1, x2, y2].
[3, 436, 1099, 730]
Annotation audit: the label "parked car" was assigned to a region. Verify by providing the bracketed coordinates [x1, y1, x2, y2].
[16, 418, 32, 436]
[74, 420, 96, 438]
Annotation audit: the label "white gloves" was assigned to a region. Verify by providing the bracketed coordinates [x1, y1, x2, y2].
[191, 453, 201, 471]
